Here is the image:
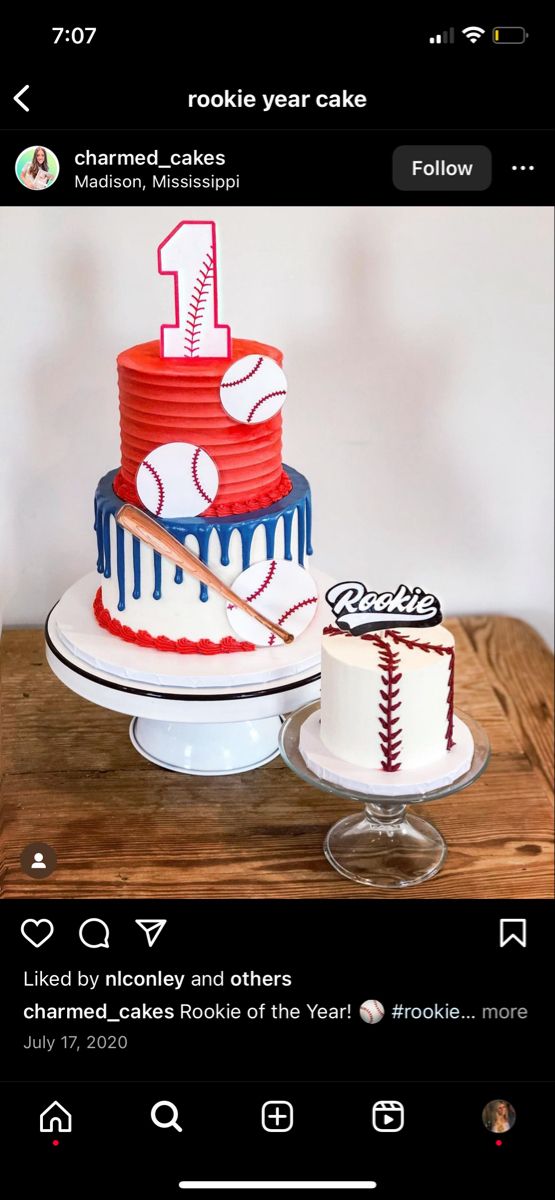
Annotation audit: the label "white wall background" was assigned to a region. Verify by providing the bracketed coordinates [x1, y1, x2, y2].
[1, 205, 553, 645]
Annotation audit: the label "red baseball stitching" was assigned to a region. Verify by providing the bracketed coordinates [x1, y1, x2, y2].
[277, 596, 318, 626]
[385, 630, 456, 749]
[184, 252, 213, 357]
[247, 559, 277, 602]
[247, 390, 287, 423]
[323, 626, 456, 760]
[227, 559, 278, 615]
[375, 636, 403, 771]
[323, 625, 384, 647]
[93, 588, 255, 655]
[445, 649, 455, 750]
[268, 595, 318, 645]
[384, 629, 451, 656]
[191, 447, 212, 506]
[221, 355, 264, 388]
[142, 459, 165, 516]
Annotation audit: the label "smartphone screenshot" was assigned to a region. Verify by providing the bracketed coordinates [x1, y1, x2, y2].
[1, 14, 553, 1195]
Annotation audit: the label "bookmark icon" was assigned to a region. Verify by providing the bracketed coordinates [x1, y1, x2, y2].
[499, 918, 527, 948]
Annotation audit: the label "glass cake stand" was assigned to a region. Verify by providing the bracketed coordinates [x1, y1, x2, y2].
[279, 702, 490, 888]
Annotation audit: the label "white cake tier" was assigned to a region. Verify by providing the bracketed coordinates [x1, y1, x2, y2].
[320, 625, 456, 773]
[100, 517, 311, 642]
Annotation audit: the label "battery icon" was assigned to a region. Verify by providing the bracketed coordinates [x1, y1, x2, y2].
[492, 26, 528, 43]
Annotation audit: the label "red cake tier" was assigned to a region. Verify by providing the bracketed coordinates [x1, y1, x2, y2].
[113, 337, 292, 517]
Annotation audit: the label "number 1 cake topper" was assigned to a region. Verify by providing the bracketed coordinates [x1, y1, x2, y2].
[158, 220, 231, 360]
[326, 582, 443, 634]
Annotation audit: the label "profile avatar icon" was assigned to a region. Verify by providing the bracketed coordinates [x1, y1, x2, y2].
[15, 145, 60, 191]
[482, 1098, 516, 1133]
[31, 852, 46, 870]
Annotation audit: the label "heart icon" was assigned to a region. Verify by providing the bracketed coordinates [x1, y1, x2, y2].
[21, 919, 54, 948]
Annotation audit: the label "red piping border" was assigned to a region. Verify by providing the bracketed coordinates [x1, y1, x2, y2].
[113, 467, 292, 519]
[93, 587, 255, 656]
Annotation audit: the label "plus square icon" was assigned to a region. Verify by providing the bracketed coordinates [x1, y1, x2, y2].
[262, 1100, 294, 1133]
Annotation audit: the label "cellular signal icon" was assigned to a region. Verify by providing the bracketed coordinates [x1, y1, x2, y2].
[429, 27, 455, 43]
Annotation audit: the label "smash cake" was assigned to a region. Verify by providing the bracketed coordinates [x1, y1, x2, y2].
[299, 583, 474, 792]
[92, 221, 317, 654]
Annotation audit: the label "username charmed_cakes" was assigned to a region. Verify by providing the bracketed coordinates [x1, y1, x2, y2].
[92, 220, 318, 654]
[298, 582, 475, 794]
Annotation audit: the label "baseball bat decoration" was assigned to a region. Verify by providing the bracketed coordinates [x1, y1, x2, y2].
[326, 581, 443, 634]
[115, 505, 295, 646]
[158, 219, 231, 360]
[136, 442, 219, 518]
[220, 354, 288, 425]
[226, 559, 319, 648]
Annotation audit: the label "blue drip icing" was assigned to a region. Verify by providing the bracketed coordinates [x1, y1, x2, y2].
[196, 530, 211, 602]
[93, 465, 312, 611]
[153, 553, 162, 600]
[94, 496, 104, 573]
[218, 526, 233, 567]
[102, 512, 111, 578]
[265, 520, 276, 560]
[240, 525, 255, 572]
[306, 492, 313, 556]
[116, 524, 126, 610]
[132, 537, 141, 599]
[283, 510, 294, 561]
[296, 504, 305, 565]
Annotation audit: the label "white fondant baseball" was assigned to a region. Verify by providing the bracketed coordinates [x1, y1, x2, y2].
[359, 1000, 385, 1025]
[226, 559, 319, 647]
[220, 354, 287, 425]
[136, 442, 219, 518]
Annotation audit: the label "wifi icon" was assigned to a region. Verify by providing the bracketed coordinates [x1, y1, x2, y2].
[462, 25, 485, 42]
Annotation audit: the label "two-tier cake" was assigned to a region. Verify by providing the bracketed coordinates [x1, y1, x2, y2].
[92, 221, 315, 654]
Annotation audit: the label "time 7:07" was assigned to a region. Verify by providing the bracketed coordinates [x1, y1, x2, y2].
[52, 27, 96, 43]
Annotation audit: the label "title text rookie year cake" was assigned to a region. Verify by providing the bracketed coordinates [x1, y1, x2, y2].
[93, 221, 318, 654]
[299, 582, 475, 794]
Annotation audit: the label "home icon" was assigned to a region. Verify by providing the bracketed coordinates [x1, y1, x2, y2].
[39, 1100, 72, 1133]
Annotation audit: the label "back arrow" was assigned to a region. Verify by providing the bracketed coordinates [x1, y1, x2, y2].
[14, 85, 30, 112]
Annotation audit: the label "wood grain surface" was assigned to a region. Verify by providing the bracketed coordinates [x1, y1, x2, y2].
[1, 617, 553, 899]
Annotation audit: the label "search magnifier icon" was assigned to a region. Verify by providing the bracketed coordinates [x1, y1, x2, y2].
[151, 1101, 182, 1133]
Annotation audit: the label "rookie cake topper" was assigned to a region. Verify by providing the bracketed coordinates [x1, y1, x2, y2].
[325, 582, 442, 634]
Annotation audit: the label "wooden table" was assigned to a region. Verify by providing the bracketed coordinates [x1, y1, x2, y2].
[1, 618, 553, 898]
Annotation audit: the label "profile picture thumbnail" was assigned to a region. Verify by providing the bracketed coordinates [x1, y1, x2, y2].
[15, 145, 59, 191]
[482, 1098, 516, 1133]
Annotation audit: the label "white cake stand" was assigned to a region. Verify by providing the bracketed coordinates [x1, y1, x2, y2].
[45, 571, 331, 775]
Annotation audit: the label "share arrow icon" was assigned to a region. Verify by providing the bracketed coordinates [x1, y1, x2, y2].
[135, 919, 167, 948]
